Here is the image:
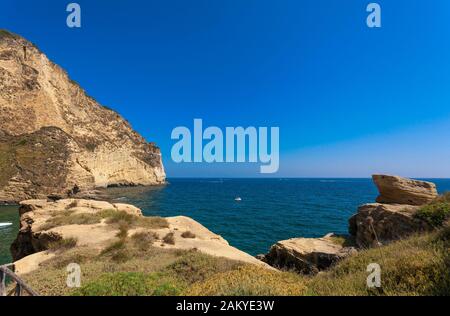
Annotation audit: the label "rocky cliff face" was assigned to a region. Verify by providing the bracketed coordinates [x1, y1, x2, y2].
[0, 30, 165, 203]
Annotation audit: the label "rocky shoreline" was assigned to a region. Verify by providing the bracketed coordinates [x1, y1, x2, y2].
[9, 174, 442, 280]
[256, 175, 439, 273]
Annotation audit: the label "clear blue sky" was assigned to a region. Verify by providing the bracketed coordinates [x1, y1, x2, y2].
[2, 0, 450, 178]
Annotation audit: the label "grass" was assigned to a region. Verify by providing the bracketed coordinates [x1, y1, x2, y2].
[19, 226, 450, 296]
[17, 216, 450, 296]
[415, 192, 450, 227]
[163, 232, 175, 245]
[72, 272, 182, 296]
[161, 251, 243, 285]
[40, 209, 169, 231]
[47, 237, 78, 252]
[105, 211, 169, 230]
[181, 231, 196, 239]
[185, 265, 307, 296]
[0, 29, 18, 40]
[305, 226, 450, 296]
[131, 232, 159, 251]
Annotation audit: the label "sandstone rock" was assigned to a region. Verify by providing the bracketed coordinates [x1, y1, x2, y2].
[349, 203, 430, 248]
[10, 199, 270, 273]
[0, 31, 165, 203]
[262, 234, 357, 274]
[373, 175, 437, 206]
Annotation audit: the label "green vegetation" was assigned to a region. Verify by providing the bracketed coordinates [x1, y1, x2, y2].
[186, 265, 306, 296]
[306, 226, 450, 296]
[19, 218, 450, 296]
[0, 29, 18, 40]
[415, 193, 450, 227]
[3, 193, 447, 297]
[73, 272, 181, 296]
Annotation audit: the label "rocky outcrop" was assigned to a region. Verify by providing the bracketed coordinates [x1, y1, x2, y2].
[11, 199, 270, 273]
[373, 175, 437, 206]
[261, 234, 357, 274]
[349, 175, 434, 248]
[348, 203, 430, 248]
[0, 30, 165, 203]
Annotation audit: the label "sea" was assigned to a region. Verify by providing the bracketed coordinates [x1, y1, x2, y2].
[1, 178, 450, 265]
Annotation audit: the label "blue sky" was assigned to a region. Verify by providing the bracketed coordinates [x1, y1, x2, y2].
[2, 0, 450, 177]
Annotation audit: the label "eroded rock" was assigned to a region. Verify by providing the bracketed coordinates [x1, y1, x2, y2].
[349, 203, 430, 248]
[262, 234, 357, 274]
[10, 199, 270, 273]
[373, 175, 437, 206]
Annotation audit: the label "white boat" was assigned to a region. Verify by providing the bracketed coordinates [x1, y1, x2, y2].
[234, 197, 242, 202]
[0, 222, 13, 228]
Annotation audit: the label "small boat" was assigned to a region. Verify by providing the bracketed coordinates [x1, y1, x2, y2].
[0, 222, 13, 228]
[234, 197, 242, 202]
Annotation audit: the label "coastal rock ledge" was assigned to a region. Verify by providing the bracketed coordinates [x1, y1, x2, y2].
[260, 234, 357, 274]
[349, 175, 435, 248]
[261, 175, 437, 272]
[10, 199, 270, 275]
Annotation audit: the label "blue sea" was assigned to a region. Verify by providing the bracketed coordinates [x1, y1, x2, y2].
[1, 178, 450, 264]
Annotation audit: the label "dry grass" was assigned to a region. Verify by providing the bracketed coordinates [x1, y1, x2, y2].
[305, 227, 450, 296]
[163, 232, 175, 245]
[105, 211, 169, 230]
[185, 265, 307, 296]
[181, 231, 196, 239]
[18, 221, 450, 296]
[47, 237, 78, 252]
[131, 232, 159, 250]
[40, 209, 169, 231]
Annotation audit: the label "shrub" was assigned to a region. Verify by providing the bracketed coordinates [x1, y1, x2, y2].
[105, 211, 169, 229]
[41, 211, 102, 230]
[162, 251, 242, 284]
[48, 237, 78, 251]
[115, 221, 130, 239]
[415, 201, 450, 227]
[72, 272, 182, 296]
[185, 265, 307, 296]
[131, 232, 158, 250]
[163, 232, 175, 245]
[181, 231, 196, 239]
[306, 228, 450, 296]
[101, 239, 126, 255]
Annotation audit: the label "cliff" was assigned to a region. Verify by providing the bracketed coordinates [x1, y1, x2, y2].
[0, 30, 165, 203]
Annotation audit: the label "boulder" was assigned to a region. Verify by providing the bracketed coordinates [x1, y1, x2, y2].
[349, 203, 430, 248]
[373, 175, 437, 206]
[262, 234, 357, 274]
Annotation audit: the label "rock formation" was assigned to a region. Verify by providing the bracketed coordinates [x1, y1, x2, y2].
[349, 175, 434, 248]
[348, 203, 429, 248]
[261, 175, 438, 272]
[11, 199, 269, 273]
[372, 175, 437, 206]
[0, 30, 165, 203]
[261, 234, 357, 274]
